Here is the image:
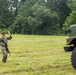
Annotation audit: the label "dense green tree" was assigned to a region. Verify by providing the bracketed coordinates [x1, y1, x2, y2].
[0, 0, 75, 34]
[58, 0, 71, 28]
[0, 0, 12, 29]
[21, 0, 26, 3]
[67, 0, 76, 10]
[63, 11, 76, 29]
[48, 0, 71, 28]
[10, 1, 59, 35]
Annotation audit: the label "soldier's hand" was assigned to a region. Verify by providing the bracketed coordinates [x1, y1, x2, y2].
[8, 31, 11, 35]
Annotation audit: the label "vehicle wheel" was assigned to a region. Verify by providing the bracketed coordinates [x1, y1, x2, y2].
[71, 47, 76, 69]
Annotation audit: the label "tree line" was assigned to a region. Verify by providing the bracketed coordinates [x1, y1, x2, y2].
[0, 0, 76, 35]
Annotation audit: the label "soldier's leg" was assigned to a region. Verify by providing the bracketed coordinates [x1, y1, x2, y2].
[2, 49, 8, 63]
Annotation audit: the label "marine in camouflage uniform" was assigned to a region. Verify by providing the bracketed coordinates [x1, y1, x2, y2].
[0, 31, 12, 63]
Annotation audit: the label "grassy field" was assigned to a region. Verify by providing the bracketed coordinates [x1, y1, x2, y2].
[0, 35, 76, 75]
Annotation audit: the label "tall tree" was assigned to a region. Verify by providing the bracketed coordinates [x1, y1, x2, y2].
[64, 11, 76, 29]
[0, 0, 12, 29]
[48, 0, 71, 28]
[67, 0, 76, 10]
[21, 0, 26, 3]
[10, 0, 59, 34]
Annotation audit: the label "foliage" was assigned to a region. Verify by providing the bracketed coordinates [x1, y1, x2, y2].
[67, 0, 76, 10]
[0, 0, 13, 29]
[63, 11, 76, 32]
[10, 2, 59, 35]
[0, 0, 76, 34]
[48, 0, 71, 28]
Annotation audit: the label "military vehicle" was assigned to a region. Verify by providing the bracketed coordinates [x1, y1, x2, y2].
[64, 24, 76, 69]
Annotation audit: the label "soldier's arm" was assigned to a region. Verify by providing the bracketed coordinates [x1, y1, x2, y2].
[7, 31, 12, 40]
[7, 35, 12, 40]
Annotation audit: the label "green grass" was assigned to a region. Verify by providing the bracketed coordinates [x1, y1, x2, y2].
[0, 35, 75, 75]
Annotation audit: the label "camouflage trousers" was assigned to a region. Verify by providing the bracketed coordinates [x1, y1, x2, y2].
[2, 47, 8, 63]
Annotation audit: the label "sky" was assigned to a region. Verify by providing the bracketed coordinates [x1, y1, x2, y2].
[18, 0, 21, 2]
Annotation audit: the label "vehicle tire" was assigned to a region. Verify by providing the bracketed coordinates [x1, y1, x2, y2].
[71, 47, 76, 69]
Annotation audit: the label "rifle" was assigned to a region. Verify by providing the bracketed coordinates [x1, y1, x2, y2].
[2, 39, 10, 55]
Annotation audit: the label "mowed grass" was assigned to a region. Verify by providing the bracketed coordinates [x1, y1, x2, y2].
[0, 35, 76, 75]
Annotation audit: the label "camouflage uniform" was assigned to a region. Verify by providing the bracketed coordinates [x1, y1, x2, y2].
[0, 35, 12, 63]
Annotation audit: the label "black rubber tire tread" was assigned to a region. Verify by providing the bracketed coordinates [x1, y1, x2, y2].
[71, 47, 76, 69]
